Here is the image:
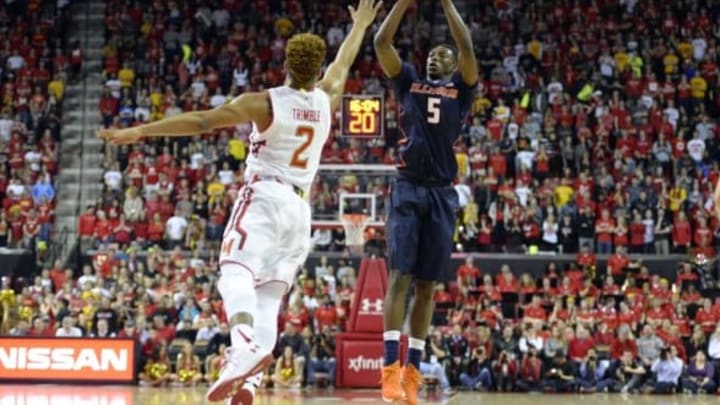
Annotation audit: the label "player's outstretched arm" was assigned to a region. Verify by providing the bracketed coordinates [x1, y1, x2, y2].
[373, 0, 411, 79]
[97, 92, 269, 145]
[317, 0, 382, 109]
[441, 0, 478, 86]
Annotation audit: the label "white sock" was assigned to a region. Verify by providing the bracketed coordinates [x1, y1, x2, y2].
[254, 282, 286, 352]
[408, 337, 425, 350]
[383, 330, 401, 341]
[218, 264, 257, 347]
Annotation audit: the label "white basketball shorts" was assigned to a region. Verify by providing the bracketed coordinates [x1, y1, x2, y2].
[219, 180, 311, 291]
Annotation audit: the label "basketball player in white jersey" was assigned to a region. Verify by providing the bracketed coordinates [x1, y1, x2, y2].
[98, 1, 382, 403]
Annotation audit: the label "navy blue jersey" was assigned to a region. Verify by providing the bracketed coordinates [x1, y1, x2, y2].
[392, 63, 475, 185]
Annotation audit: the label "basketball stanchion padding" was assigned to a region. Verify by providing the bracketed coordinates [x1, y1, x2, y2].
[335, 253, 394, 387]
[346, 258, 388, 333]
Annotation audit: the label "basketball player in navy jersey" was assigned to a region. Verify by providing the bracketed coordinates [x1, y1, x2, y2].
[374, 0, 477, 403]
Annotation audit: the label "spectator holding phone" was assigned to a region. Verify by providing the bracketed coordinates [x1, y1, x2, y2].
[541, 353, 576, 393]
[459, 346, 493, 391]
[643, 346, 683, 394]
[610, 350, 646, 393]
[577, 348, 613, 393]
[516, 344, 543, 392]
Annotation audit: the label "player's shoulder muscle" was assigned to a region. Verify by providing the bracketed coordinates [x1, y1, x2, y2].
[388, 62, 420, 96]
[223, 91, 272, 130]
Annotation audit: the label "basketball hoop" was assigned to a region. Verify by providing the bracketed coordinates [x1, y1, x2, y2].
[341, 213, 370, 254]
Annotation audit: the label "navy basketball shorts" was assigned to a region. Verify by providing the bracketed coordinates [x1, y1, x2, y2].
[386, 177, 459, 282]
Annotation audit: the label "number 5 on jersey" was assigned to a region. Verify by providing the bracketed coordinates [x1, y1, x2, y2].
[427, 97, 441, 124]
[290, 126, 314, 169]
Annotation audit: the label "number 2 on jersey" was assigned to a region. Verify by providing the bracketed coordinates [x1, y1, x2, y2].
[290, 126, 314, 169]
[427, 97, 441, 124]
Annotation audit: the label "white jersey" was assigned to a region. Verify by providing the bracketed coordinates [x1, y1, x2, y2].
[244, 86, 332, 193]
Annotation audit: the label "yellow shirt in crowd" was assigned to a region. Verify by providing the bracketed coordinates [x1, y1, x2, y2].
[663, 53, 679, 75]
[690, 76, 707, 99]
[48, 79, 64, 100]
[455, 151, 469, 178]
[677, 42, 693, 60]
[118, 67, 136, 88]
[228, 138, 247, 161]
[527, 40, 542, 60]
[614, 51, 629, 72]
[472, 96, 491, 116]
[554, 184, 574, 207]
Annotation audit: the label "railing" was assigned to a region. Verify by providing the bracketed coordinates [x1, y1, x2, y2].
[46, 226, 70, 267]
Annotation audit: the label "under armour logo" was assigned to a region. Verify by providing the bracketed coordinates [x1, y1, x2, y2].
[359, 298, 383, 314]
[250, 140, 267, 157]
[348, 355, 383, 372]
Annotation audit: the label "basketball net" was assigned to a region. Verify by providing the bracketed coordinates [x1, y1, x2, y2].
[341, 213, 370, 255]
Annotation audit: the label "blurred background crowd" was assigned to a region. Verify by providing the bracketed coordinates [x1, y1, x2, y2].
[3, 0, 720, 395]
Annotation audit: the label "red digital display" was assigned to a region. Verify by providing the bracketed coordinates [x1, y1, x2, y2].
[341, 95, 384, 138]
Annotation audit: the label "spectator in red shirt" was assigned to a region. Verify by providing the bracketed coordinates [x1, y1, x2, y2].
[314, 295, 338, 331]
[516, 345, 543, 393]
[478, 275, 502, 302]
[675, 263, 699, 291]
[595, 209, 615, 254]
[670, 303, 691, 338]
[645, 298, 669, 328]
[613, 216, 629, 248]
[29, 316, 54, 336]
[152, 314, 175, 345]
[629, 212, 646, 253]
[693, 216, 712, 248]
[456, 256, 481, 291]
[568, 326, 595, 362]
[607, 246, 631, 277]
[523, 295, 547, 327]
[577, 277, 598, 299]
[496, 265, 518, 293]
[593, 322, 616, 348]
[490, 146, 507, 178]
[547, 298, 568, 324]
[601, 275, 620, 296]
[575, 244, 597, 269]
[672, 211, 692, 253]
[118, 319, 141, 340]
[610, 324, 638, 360]
[695, 298, 717, 334]
[147, 213, 166, 245]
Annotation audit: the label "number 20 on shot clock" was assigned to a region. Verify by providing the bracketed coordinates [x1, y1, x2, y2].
[341, 95, 384, 138]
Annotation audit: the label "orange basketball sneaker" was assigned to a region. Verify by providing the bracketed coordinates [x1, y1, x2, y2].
[401, 364, 422, 405]
[381, 361, 405, 402]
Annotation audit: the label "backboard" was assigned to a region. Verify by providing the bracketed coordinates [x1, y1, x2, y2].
[310, 164, 396, 233]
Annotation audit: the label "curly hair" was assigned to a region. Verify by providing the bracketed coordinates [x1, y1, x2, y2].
[285, 33, 327, 85]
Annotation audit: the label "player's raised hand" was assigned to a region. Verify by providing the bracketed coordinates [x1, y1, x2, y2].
[348, 0, 383, 28]
[96, 127, 144, 145]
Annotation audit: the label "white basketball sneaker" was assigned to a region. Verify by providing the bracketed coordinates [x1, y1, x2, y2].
[206, 327, 273, 402]
[226, 373, 263, 405]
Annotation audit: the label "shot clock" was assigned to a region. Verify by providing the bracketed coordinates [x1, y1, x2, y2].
[341, 95, 384, 138]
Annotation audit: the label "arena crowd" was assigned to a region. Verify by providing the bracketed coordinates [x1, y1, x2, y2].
[3, 0, 720, 395]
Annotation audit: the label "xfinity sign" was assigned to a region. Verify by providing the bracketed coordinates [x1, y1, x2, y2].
[348, 355, 383, 372]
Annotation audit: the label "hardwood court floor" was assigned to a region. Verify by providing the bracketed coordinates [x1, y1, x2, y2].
[2, 385, 720, 405]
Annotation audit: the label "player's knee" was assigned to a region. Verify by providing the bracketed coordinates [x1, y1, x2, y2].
[388, 271, 412, 294]
[414, 280, 435, 299]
